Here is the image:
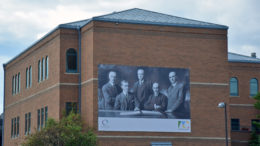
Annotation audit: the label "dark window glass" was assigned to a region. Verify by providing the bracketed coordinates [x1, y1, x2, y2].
[66, 102, 77, 115]
[37, 109, 40, 130]
[11, 118, 13, 138]
[18, 73, 20, 93]
[15, 74, 17, 94]
[252, 119, 260, 132]
[250, 78, 258, 97]
[66, 48, 77, 72]
[25, 113, 27, 135]
[28, 112, 31, 133]
[17, 116, 19, 136]
[231, 119, 240, 131]
[151, 142, 172, 146]
[41, 108, 44, 128]
[12, 76, 15, 94]
[14, 118, 16, 137]
[45, 106, 48, 126]
[230, 77, 238, 96]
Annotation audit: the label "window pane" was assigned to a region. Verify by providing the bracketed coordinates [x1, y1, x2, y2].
[29, 66, 32, 87]
[42, 58, 45, 80]
[25, 113, 27, 135]
[252, 119, 260, 132]
[38, 60, 41, 82]
[14, 118, 16, 137]
[41, 108, 44, 128]
[28, 112, 31, 133]
[231, 119, 240, 131]
[26, 68, 28, 88]
[12, 76, 15, 94]
[66, 49, 77, 72]
[18, 73, 20, 93]
[15, 74, 17, 94]
[37, 109, 40, 130]
[45, 106, 48, 125]
[46, 56, 48, 79]
[250, 79, 258, 96]
[11, 118, 13, 137]
[17, 116, 19, 136]
[230, 78, 238, 96]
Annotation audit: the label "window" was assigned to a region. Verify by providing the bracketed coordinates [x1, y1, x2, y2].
[66, 48, 77, 72]
[37, 109, 40, 130]
[230, 77, 239, 96]
[15, 74, 17, 94]
[45, 106, 48, 125]
[46, 56, 48, 79]
[18, 73, 20, 93]
[17, 116, 19, 136]
[66, 102, 77, 115]
[12, 76, 15, 95]
[11, 118, 13, 138]
[26, 68, 29, 88]
[25, 113, 27, 135]
[250, 78, 258, 97]
[11, 117, 19, 138]
[29, 66, 32, 87]
[38, 60, 41, 82]
[37, 106, 48, 130]
[25, 112, 31, 135]
[231, 119, 240, 131]
[42, 58, 45, 80]
[252, 119, 260, 132]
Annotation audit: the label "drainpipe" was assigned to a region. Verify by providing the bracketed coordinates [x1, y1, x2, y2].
[2, 64, 6, 146]
[77, 26, 82, 114]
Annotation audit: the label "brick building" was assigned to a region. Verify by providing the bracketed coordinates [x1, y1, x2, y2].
[2, 8, 260, 146]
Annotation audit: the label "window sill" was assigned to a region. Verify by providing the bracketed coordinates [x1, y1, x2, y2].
[230, 96, 240, 98]
[65, 72, 80, 75]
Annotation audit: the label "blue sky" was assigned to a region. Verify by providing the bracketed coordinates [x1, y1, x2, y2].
[0, 0, 260, 114]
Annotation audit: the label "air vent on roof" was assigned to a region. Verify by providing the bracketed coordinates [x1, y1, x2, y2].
[251, 52, 256, 58]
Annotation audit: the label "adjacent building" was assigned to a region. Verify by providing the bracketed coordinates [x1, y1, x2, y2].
[2, 8, 259, 146]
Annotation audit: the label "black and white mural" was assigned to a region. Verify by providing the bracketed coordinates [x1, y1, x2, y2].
[98, 64, 191, 132]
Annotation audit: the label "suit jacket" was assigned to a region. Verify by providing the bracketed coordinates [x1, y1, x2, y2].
[167, 82, 186, 113]
[102, 82, 121, 110]
[144, 93, 168, 111]
[133, 80, 152, 109]
[114, 92, 134, 111]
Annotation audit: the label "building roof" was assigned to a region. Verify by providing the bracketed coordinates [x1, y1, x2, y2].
[228, 52, 260, 63]
[4, 8, 228, 66]
[63, 8, 228, 29]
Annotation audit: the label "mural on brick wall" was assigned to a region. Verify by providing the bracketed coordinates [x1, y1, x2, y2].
[98, 64, 191, 132]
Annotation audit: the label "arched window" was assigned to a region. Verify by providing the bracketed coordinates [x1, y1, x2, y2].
[250, 78, 258, 97]
[12, 76, 15, 95]
[18, 73, 20, 93]
[29, 66, 32, 87]
[230, 77, 238, 96]
[26, 68, 29, 88]
[66, 48, 77, 73]
[42, 58, 45, 80]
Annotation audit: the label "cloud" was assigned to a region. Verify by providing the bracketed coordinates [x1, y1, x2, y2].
[0, 56, 11, 114]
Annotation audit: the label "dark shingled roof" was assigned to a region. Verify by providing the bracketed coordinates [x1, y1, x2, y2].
[62, 8, 228, 29]
[228, 52, 260, 63]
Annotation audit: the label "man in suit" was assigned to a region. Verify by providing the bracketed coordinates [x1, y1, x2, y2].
[144, 82, 167, 112]
[133, 69, 152, 111]
[102, 71, 121, 110]
[166, 71, 187, 117]
[114, 80, 135, 111]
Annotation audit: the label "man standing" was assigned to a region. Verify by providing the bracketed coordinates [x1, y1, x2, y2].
[144, 82, 167, 111]
[102, 71, 121, 110]
[133, 69, 152, 110]
[114, 80, 135, 111]
[166, 71, 186, 115]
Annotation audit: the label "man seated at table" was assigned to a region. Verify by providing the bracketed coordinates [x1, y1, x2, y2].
[114, 80, 135, 111]
[144, 82, 167, 112]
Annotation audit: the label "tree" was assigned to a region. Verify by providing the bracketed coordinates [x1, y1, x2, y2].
[250, 92, 260, 146]
[22, 112, 97, 146]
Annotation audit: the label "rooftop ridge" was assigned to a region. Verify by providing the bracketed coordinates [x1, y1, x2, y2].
[228, 52, 260, 60]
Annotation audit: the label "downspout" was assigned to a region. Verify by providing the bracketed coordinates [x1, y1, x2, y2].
[2, 64, 6, 146]
[77, 26, 82, 114]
